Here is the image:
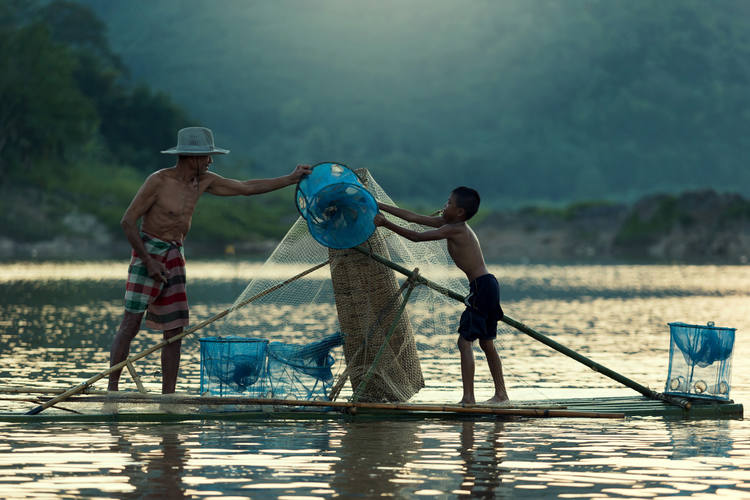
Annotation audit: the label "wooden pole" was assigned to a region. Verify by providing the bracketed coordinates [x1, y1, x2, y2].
[25, 260, 331, 415]
[353, 246, 691, 409]
[125, 360, 147, 394]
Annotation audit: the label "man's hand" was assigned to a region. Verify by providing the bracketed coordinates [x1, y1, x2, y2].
[374, 212, 387, 227]
[146, 257, 168, 284]
[290, 164, 312, 182]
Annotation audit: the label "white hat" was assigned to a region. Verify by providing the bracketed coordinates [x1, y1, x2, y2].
[161, 127, 230, 155]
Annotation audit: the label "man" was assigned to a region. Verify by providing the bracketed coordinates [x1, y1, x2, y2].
[108, 126, 311, 393]
[374, 187, 509, 405]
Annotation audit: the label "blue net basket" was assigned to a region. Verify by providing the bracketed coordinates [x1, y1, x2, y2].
[199, 336, 269, 397]
[665, 322, 736, 401]
[200, 334, 343, 400]
[296, 162, 378, 249]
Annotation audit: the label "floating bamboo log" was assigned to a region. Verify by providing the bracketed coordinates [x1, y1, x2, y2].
[40, 393, 625, 419]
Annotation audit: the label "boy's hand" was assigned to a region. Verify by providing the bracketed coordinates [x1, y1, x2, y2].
[374, 212, 387, 227]
[290, 164, 312, 181]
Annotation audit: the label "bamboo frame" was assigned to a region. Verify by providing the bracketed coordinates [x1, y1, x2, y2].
[39, 393, 625, 419]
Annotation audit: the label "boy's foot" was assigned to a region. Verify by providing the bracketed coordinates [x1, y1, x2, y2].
[458, 397, 476, 406]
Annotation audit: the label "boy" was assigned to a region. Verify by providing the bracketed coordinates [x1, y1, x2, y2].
[373, 187, 509, 405]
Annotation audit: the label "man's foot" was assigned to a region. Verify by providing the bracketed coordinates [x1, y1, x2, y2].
[458, 397, 476, 406]
[483, 395, 510, 407]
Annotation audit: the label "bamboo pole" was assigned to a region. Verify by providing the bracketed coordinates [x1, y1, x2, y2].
[353, 245, 691, 410]
[25, 260, 331, 415]
[126, 360, 147, 393]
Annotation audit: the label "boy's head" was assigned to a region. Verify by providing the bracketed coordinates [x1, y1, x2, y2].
[450, 186, 480, 221]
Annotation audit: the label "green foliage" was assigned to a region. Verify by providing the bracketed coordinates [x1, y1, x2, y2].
[614, 196, 679, 247]
[518, 200, 616, 221]
[0, 21, 97, 176]
[719, 197, 750, 224]
[190, 187, 298, 244]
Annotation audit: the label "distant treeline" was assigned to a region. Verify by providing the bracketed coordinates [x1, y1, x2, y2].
[0, 0, 189, 178]
[78, 0, 750, 206]
[0, 1, 296, 245]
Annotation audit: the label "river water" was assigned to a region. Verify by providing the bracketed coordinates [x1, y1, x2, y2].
[0, 261, 748, 499]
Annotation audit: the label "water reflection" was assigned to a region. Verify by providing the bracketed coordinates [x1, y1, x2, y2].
[330, 420, 422, 497]
[105, 424, 188, 499]
[666, 420, 734, 459]
[457, 420, 505, 497]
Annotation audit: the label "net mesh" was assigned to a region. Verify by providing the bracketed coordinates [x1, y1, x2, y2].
[212, 169, 490, 402]
[665, 322, 735, 401]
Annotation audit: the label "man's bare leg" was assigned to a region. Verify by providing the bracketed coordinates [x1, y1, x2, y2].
[161, 327, 183, 394]
[108, 311, 144, 391]
[479, 339, 509, 404]
[457, 336, 476, 405]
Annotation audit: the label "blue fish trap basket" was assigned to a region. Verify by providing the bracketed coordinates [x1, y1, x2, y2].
[199, 337, 270, 397]
[665, 322, 736, 401]
[296, 162, 378, 249]
[199, 334, 343, 400]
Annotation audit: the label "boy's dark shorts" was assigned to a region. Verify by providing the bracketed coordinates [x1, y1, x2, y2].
[458, 274, 503, 342]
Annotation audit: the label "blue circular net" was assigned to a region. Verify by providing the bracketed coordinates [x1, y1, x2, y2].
[296, 162, 378, 249]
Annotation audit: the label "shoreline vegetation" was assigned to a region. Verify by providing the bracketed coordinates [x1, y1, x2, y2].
[2, 184, 749, 264]
[4, 2, 750, 265]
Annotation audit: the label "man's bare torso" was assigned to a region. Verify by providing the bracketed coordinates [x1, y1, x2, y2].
[446, 222, 489, 282]
[140, 168, 213, 242]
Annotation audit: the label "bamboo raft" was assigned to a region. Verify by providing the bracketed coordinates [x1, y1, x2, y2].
[9, 248, 742, 423]
[0, 387, 742, 423]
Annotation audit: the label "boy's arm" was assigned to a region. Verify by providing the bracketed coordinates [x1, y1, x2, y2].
[377, 202, 444, 228]
[374, 213, 457, 242]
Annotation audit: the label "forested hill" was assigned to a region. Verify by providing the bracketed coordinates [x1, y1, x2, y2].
[79, 0, 750, 206]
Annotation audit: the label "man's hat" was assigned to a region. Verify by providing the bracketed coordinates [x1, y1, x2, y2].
[161, 127, 230, 155]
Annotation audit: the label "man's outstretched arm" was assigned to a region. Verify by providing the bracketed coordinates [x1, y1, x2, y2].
[206, 164, 312, 196]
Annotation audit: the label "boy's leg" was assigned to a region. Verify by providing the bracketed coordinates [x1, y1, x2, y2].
[479, 339, 509, 403]
[108, 310, 145, 391]
[161, 327, 183, 394]
[457, 336, 476, 404]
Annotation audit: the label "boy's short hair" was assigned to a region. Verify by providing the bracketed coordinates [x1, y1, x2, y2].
[452, 186, 480, 220]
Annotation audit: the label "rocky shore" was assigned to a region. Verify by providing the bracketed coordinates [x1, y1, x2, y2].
[478, 189, 750, 263]
[2, 189, 749, 264]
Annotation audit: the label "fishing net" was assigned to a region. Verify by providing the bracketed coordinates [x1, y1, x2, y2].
[206, 168, 477, 402]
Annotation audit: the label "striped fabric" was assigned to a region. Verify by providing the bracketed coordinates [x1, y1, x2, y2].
[124, 232, 189, 331]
